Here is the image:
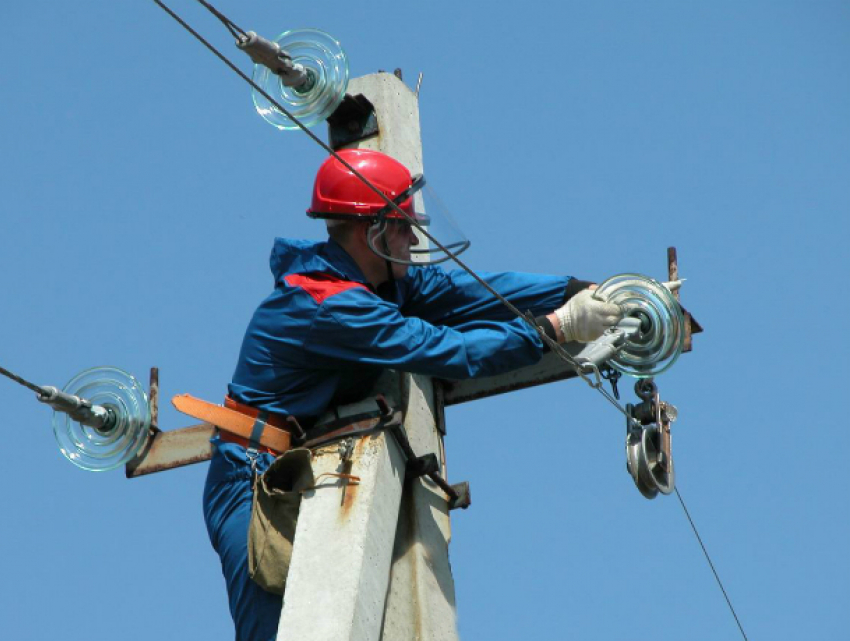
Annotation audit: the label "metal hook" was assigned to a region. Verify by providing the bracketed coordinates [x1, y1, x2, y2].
[576, 360, 603, 389]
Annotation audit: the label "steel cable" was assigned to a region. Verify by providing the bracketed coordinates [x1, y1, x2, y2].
[676, 488, 749, 640]
[0, 364, 45, 395]
[194, 0, 245, 39]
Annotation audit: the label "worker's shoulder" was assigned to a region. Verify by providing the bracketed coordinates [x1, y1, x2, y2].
[283, 272, 373, 305]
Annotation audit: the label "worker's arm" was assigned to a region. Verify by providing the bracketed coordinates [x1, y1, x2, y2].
[398, 265, 593, 326]
[304, 288, 549, 380]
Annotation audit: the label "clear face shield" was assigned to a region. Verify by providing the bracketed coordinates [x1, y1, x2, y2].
[366, 175, 470, 266]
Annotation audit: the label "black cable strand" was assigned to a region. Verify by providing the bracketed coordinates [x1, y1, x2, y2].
[0, 364, 45, 395]
[221, 19, 241, 41]
[675, 488, 749, 641]
[194, 0, 246, 39]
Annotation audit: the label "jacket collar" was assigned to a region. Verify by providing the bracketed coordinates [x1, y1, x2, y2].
[269, 237, 371, 287]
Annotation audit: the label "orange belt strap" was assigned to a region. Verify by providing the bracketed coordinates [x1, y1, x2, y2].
[171, 394, 294, 454]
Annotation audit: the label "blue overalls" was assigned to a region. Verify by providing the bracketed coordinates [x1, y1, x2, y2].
[204, 237, 577, 640]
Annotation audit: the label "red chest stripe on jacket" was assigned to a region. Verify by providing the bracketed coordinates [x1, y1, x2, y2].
[284, 273, 368, 304]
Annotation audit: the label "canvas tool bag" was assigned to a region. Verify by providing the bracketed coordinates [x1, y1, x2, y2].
[248, 447, 314, 594]
[171, 393, 396, 593]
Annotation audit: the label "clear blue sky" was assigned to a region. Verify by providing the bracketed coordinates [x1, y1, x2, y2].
[1, 2, 848, 639]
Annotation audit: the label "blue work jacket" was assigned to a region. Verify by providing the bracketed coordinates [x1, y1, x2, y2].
[228, 238, 574, 424]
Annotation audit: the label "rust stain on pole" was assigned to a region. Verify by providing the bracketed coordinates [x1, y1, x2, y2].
[340, 437, 367, 517]
[340, 477, 359, 515]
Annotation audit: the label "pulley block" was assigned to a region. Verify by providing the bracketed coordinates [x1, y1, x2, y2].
[52, 367, 151, 472]
[626, 424, 674, 499]
[251, 28, 349, 130]
[625, 379, 676, 499]
[594, 274, 685, 378]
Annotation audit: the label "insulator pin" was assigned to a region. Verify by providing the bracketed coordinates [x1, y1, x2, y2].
[37, 386, 116, 432]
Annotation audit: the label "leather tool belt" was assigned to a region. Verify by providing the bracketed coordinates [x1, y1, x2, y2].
[172, 394, 402, 456]
[172, 394, 300, 456]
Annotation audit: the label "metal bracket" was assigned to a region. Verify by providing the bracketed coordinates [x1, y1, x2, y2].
[125, 422, 214, 478]
[327, 94, 379, 149]
[448, 482, 471, 510]
[667, 246, 703, 352]
[387, 422, 471, 511]
[406, 453, 439, 480]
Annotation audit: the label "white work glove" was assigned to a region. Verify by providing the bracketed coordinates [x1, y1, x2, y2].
[554, 289, 624, 343]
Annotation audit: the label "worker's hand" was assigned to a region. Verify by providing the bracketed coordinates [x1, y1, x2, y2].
[553, 289, 623, 343]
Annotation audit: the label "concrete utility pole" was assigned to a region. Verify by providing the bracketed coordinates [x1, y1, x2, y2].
[277, 71, 459, 641]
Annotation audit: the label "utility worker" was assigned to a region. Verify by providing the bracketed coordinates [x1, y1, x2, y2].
[203, 148, 623, 641]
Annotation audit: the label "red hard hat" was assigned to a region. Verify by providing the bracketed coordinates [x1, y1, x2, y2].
[307, 148, 416, 221]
